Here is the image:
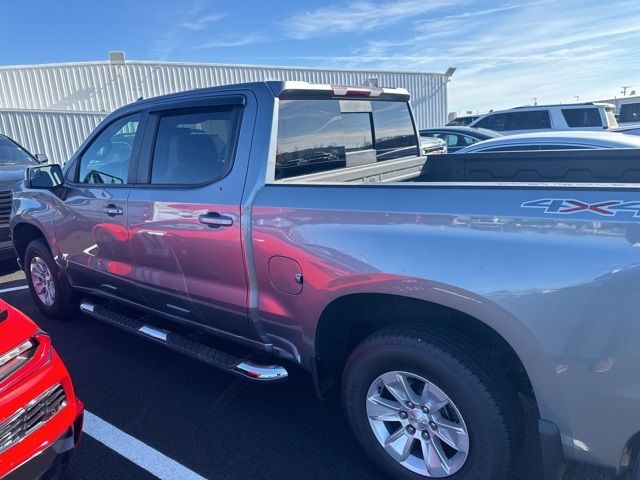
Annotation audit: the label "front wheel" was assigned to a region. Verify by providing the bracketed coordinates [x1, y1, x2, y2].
[342, 326, 523, 480]
[24, 239, 78, 319]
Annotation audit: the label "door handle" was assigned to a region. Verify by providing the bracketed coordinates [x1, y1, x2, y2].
[102, 204, 124, 217]
[198, 213, 233, 228]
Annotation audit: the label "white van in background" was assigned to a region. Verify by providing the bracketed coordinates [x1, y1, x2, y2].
[468, 102, 618, 134]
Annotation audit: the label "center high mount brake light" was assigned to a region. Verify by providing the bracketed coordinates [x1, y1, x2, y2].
[331, 85, 383, 98]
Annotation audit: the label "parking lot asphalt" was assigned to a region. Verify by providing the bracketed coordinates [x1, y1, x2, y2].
[0, 260, 612, 480]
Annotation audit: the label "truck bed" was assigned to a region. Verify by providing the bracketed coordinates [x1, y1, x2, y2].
[279, 149, 640, 185]
[416, 148, 640, 184]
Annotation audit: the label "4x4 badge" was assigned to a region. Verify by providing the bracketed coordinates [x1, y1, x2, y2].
[522, 198, 640, 217]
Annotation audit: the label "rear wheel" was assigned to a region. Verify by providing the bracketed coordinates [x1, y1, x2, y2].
[24, 239, 78, 319]
[342, 326, 523, 480]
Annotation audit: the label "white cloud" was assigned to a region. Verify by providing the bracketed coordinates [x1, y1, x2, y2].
[151, 4, 229, 60]
[195, 35, 266, 49]
[181, 14, 226, 31]
[287, 0, 640, 113]
[285, 0, 462, 39]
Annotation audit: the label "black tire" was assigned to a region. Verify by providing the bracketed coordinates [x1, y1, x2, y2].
[342, 325, 523, 480]
[24, 238, 78, 319]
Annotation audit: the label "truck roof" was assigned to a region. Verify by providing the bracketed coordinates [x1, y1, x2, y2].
[127, 81, 410, 111]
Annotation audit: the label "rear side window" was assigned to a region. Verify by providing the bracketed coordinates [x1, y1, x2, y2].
[505, 111, 551, 130]
[275, 99, 418, 180]
[561, 108, 602, 128]
[620, 103, 640, 123]
[150, 106, 242, 185]
[428, 133, 476, 148]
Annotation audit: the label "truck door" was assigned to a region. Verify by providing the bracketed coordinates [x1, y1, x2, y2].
[127, 95, 251, 335]
[54, 112, 144, 301]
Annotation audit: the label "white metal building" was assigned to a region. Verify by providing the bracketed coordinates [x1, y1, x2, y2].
[0, 58, 450, 164]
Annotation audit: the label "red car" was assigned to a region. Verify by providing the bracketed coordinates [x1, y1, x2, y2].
[0, 300, 83, 479]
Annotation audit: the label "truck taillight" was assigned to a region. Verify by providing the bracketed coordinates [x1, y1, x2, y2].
[331, 85, 383, 98]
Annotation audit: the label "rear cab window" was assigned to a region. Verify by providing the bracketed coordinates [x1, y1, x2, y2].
[274, 99, 419, 180]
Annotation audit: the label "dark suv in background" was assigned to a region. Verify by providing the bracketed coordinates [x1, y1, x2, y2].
[0, 134, 42, 259]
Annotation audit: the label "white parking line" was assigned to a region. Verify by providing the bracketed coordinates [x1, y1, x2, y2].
[0, 285, 29, 294]
[84, 411, 208, 480]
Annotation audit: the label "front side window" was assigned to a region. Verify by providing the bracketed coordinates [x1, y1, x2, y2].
[0, 136, 38, 166]
[475, 113, 507, 131]
[77, 113, 141, 184]
[561, 108, 602, 128]
[150, 106, 242, 185]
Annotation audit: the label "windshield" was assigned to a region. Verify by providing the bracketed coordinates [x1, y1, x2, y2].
[0, 136, 38, 166]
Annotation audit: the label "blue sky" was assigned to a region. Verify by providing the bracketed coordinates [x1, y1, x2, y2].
[1, 0, 639, 112]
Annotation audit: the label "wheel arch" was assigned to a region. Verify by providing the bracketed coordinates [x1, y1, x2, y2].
[12, 222, 51, 265]
[313, 291, 554, 420]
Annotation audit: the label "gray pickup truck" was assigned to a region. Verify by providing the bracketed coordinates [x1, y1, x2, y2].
[10, 81, 640, 480]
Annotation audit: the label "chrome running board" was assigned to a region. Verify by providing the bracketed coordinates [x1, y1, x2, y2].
[79, 301, 288, 382]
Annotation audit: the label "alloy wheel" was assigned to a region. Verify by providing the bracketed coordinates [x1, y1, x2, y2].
[366, 371, 469, 477]
[30, 256, 56, 307]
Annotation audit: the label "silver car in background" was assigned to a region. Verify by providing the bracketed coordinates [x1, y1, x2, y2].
[455, 130, 640, 153]
[614, 125, 640, 136]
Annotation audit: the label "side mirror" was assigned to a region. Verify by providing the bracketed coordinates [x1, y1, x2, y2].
[35, 153, 49, 164]
[25, 164, 64, 189]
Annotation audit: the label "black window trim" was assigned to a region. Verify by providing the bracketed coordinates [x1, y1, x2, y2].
[135, 96, 245, 189]
[66, 110, 147, 188]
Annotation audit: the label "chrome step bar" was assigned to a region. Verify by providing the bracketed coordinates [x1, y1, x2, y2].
[79, 301, 288, 382]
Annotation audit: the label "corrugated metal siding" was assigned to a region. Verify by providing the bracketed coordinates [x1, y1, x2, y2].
[0, 61, 447, 164]
[0, 109, 105, 164]
[0, 61, 447, 128]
